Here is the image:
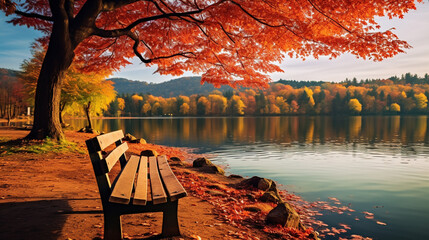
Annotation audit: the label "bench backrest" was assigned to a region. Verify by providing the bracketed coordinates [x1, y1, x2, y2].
[85, 130, 128, 206]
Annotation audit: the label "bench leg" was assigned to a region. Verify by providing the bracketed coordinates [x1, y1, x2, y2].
[162, 200, 181, 237]
[104, 212, 122, 240]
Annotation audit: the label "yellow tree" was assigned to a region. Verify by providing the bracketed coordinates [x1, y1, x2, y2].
[275, 96, 290, 114]
[72, 75, 116, 130]
[20, 45, 115, 127]
[180, 103, 190, 115]
[414, 93, 428, 110]
[390, 103, 401, 114]
[229, 95, 246, 115]
[349, 98, 362, 114]
[142, 103, 152, 116]
[117, 97, 125, 116]
[298, 87, 315, 113]
[131, 94, 143, 103]
[177, 95, 190, 115]
[208, 94, 227, 115]
[152, 102, 162, 115]
[197, 96, 210, 115]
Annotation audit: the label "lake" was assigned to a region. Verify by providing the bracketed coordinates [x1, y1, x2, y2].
[68, 116, 429, 239]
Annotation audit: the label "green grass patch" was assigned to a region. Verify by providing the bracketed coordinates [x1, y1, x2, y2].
[0, 138, 85, 155]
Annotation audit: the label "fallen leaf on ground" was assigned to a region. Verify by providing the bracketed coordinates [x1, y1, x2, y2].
[190, 235, 202, 240]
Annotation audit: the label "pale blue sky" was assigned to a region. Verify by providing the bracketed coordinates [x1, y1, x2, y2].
[0, 2, 428, 83]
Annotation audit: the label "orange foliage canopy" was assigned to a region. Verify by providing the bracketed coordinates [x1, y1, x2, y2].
[1, 0, 421, 88]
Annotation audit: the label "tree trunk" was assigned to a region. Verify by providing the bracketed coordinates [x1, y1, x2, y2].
[26, 16, 75, 141]
[85, 101, 92, 129]
[6, 91, 11, 126]
[59, 101, 66, 125]
[6, 105, 11, 127]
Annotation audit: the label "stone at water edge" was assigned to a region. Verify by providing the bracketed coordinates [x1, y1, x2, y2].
[258, 178, 272, 191]
[169, 157, 186, 166]
[78, 127, 99, 134]
[170, 157, 182, 162]
[140, 149, 158, 157]
[239, 176, 273, 191]
[123, 133, 137, 141]
[130, 138, 146, 144]
[228, 174, 244, 179]
[238, 176, 284, 203]
[260, 190, 282, 203]
[192, 158, 225, 175]
[266, 202, 300, 228]
[192, 157, 214, 167]
[208, 165, 225, 175]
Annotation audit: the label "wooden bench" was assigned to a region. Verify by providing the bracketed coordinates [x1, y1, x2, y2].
[85, 130, 187, 240]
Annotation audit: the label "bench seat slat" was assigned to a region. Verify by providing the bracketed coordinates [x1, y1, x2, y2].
[157, 155, 187, 201]
[149, 156, 167, 204]
[133, 156, 148, 205]
[109, 155, 140, 204]
[95, 130, 125, 150]
[101, 142, 128, 173]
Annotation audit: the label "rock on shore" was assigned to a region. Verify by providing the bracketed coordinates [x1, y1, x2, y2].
[192, 157, 225, 175]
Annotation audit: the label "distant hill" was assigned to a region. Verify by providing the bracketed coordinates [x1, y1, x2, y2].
[109, 76, 234, 97]
[111, 77, 329, 97]
[275, 79, 326, 88]
[0, 68, 20, 84]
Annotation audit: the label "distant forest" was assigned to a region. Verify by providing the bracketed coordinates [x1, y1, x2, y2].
[2, 67, 429, 119]
[107, 73, 429, 117]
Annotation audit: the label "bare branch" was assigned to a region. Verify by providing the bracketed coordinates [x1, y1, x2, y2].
[140, 39, 154, 55]
[158, 0, 204, 22]
[306, 0, 352, 34]
[93, 8, 205, 38]
[219, 23, 235, 43]
[230, 1, 312, 42]
[236, 50, 245, 70]
[211, 51, 232, 75]
[103, 29, 195, 64]
[14, 10, 53, 21]
[194, 23, 220, 45]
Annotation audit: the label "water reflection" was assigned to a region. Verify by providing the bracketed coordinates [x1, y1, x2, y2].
[67, 115, 429, 146]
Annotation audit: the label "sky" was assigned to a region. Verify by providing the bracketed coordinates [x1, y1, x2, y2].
[0, 2, 428, 83]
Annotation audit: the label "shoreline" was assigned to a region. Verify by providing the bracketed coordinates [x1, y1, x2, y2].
[3, 113, 429, 124]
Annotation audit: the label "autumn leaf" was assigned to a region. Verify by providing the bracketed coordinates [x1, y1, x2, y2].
[376, 221, 387, 226]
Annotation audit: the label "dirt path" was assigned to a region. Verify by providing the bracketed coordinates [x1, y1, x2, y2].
[0, 128, 272, 240]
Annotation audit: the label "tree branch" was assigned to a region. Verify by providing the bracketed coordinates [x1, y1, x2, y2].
[194, 23, 220, 45]
[102, 0, 141, 11]
[98, 29, 194, 64]
[64, 0, 75, 22]
[14, 10, 53, 21]
[230, 1, 312, 42]
[157, 0, 204, 23]
[93, 8, 205, 39]
[219, 23, 235, 43]
[306, 0, 352, 34]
